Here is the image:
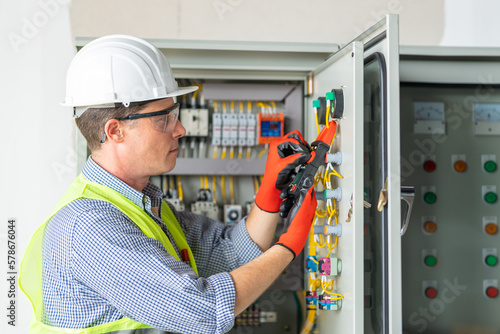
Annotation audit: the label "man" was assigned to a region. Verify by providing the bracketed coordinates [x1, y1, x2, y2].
[20, 35, 317, 334]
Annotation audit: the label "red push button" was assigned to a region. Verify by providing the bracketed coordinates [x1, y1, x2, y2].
[423, 160, 436, 172]
[425, 287, 438, 299]
[486, 286, 498, 298]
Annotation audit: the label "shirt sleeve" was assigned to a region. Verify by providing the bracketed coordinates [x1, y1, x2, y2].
[171, 208, 263, 277]
[69, 204, 235, 334]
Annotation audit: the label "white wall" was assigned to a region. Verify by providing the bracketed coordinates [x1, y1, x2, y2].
[1, 1, 75, 333]
[69, 0, 445, 46]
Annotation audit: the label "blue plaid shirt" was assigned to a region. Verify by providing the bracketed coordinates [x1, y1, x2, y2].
[42, 157, 262, 333]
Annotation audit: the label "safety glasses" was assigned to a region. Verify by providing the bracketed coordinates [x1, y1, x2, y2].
[116, 102, 180, 133]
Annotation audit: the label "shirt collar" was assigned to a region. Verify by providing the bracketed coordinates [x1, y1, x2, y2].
[81, 156, 164, 212]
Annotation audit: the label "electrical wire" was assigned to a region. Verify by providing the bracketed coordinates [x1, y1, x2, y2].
[221, 147, 227, 159]
[229, 176, 235, 204]
[258, 144, 268, 159]
[177, 176, 183, 201]
[314, 107, 321, 135]
[212, 176, 217, 203]
[229, 147, 234, 159]
[221, 176, 226, 203]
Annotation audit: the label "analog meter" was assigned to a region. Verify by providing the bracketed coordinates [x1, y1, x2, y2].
[414, 102, 445, 121]
[413, 102, 445, 134]
[473, 103, 500, 135]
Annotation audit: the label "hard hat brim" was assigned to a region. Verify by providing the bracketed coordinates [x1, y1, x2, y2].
[61, 85, 199, 108]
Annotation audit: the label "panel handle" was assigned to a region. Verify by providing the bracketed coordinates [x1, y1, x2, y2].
[400, 186, 415, 236]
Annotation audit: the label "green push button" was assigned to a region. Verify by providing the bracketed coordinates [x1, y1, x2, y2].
[424, 192, 437, 204]
[484, 161, 497, 173]
[425, 255, 437, 267]
[486, 255, 498, 266]
[485, 192, 498, 204]
[325, 91, 335, 101]
[312, 100, 321, 108]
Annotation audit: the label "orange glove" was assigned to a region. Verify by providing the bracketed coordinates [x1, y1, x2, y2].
[255, 131, 311, 213]
[275, 179, 317, 258]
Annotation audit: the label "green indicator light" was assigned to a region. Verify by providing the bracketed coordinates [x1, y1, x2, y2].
[486, 255, 498, 266]
[485, 192, 498, 204]
[325, 92, 335, 101]
[425, 255, 437, 267]
[312, 100, 321, 108]
[424, 192, 437, 204]
[484, 161, 497, 173]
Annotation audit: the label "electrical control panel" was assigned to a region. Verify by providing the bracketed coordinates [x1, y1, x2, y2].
[400, 54, 500, 333]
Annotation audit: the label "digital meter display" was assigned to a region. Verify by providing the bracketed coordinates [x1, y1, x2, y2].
[473, 103, 500, 122]
[413, 102, 445, 121]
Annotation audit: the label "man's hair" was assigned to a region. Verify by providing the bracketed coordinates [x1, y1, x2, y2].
[75, 105, 147, 152]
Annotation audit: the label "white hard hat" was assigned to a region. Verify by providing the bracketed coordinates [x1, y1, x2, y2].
[62, 34, 197, 116]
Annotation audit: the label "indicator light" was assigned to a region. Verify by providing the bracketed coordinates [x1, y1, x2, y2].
[424, 255, 437, 267]
[485, 223, 498, 235]
[423, 160, 436, 172]
[485, 255, 498, 267]
[485, 192, 498, 204]
[424, 192, 437, 204]
[425, 287, 438, 299]
[486, 286, 499, 298]
[454, 160, 467, 173]
[484, 160, 497, 173]
[423, 221, 437, 233]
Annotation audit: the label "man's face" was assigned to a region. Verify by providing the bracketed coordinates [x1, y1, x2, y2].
[122, 97, 185, 177]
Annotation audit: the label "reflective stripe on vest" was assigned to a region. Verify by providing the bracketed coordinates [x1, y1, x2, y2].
[19, 174, 197, 333]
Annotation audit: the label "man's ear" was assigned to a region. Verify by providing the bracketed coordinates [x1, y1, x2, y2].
[104, 119, 126, 143]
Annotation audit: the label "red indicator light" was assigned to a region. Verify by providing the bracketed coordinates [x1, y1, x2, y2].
[454, 160, 467, 173]
[486, 286, 498, 298]
[425, 287, 438, 299]
[423, 160, 436, 172]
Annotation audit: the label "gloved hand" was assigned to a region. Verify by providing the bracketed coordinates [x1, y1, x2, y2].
[275, 177, 317, 258]
[254, 131, 311, 213]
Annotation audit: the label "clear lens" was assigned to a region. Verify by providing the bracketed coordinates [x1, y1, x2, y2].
[149, 105, 179, 132]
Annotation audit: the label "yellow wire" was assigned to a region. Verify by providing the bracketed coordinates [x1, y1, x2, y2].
[221, 147, 227, 159]
[221, 176, 226, 203]
[240, 101, 244, 112]
[247, 101, 252, 113]
[315, 209, 327, 218]
[222, 101, 227, 113]
[229, 147, 234, 159]
[204, 176, 209, 189]
[177, 176, 183, 201]
[213, 147, 218, 159]
[230, 176, 235, 204]
[199, 176, 203, 189]
[252, 176, 259, 193]
[212, 176, 217, 203]
[230, 100, 235, 112]
[314, 108, 320, 135]
[258, 144, 268, 159]
[238, 148, 243, 159]
[191, 85, 200, 99]
[246, 148, 251, 159]
[309, 257, 319, 264]
[327, 236, 338, 257]
[315, 234, 328, 248]
[270, 101, 276, 111]
[214, 100, 218, 112]
[326, 105, 330, 127]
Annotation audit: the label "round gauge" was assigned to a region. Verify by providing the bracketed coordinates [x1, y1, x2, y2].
[473, 103, 500, 122]
[413, 102, 445, 121]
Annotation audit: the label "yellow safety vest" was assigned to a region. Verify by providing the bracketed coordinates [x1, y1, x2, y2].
[19, 174, 198, 333]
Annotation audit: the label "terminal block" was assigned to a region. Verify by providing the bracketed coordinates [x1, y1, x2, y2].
[319, 257, 342, 276]
[191, 201, 219, 221]
[306, 256, 319, 273]
[165, 198, 185, 212]
[305, 290, 318, 305]
[318, 294, 342, 310]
